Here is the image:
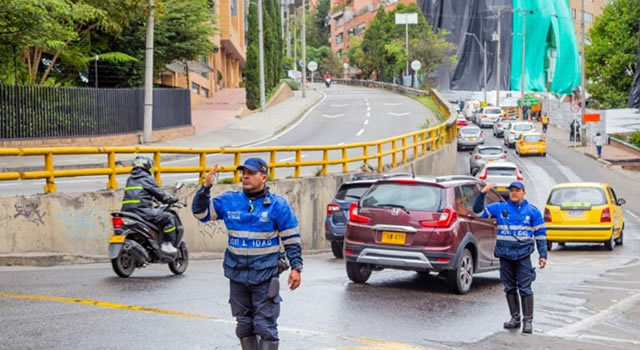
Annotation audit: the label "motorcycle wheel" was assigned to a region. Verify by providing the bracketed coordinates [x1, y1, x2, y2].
[111, 252, 135, 278]
[169, 242, 189, 275]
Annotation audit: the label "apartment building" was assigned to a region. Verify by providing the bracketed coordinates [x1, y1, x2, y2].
[568, 0, 609, 42]
[160, 0, 247, 106]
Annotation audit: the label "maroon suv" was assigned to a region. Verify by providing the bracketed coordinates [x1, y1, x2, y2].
[344, 175, 504, 294]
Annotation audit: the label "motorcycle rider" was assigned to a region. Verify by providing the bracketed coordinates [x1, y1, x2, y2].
[121, 155, 180, 254]
[324, 72, 332, 87]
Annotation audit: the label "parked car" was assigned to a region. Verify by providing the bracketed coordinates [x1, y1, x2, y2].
[469, 145, 508, 176]
[475, 107, 504, 128]
[475, 161, 524, 198]
[492, 117, 515, 137]
[343, 175, 504, 294]
[516, 132, 547, 156]
[544, 183, 625, 251]
[457, 114, 469, 127]
[457, 126, 484, 151]
[504, 122, 535, 148]
[325, 173, 410, 258]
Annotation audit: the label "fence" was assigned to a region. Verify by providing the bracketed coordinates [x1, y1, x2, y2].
[0, 85, 191, 140]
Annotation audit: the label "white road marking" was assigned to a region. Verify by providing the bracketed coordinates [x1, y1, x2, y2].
[338, 142, 345, 145]
[626, 210, 639, 219]
[330, 104, 349, 107]
[388, 112, 409, 117]
[279, 154, 308, 162]
[547, 155, 583, 183]
[366, 112, 370, 117]
[367, 106, 370, 111]
[322, 113, 344, 119]
[364, 120, 369, 125]
[569, 334, 640, 346]
[356, 129, 364, 137]
[384, 102, 403, 106]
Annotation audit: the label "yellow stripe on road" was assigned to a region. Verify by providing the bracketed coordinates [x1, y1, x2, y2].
[0, 291, 213, 320]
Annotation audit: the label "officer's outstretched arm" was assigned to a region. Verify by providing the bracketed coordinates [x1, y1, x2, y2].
[192, 185, 216, 222]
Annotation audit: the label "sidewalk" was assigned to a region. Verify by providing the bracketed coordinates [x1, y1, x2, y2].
[0, 88, 324, 172]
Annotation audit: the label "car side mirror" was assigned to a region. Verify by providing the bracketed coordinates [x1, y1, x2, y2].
[617, 198, 626, 206]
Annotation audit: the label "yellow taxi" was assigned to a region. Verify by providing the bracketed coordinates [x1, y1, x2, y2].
[544, 183, 626, 251]
[516, 132, 546, 156]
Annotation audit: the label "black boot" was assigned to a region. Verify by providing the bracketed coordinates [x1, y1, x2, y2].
[259, 339, 279, 350]
[240, 335, 258, 350]
[503, 293, 521, 329]
[521, 295, 534, 334]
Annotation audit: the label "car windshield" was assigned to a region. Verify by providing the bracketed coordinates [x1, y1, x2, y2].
[460, 128, 479, 134]
[524, 135, 543, 142]
[335, 184, 371, 200]
[548, 188, 607, 206]
[485, 108, 501, 114]
[514, 124, 533, 131]
[479, 148, 503, 155]
[361, 183, 442, 211]
[486, 167, 516, 176]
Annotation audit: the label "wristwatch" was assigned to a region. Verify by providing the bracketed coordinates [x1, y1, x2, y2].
[293, 265, 303, 273]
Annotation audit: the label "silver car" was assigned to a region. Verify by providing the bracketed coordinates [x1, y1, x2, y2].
[504, 121, 535, 148]
[475, 161, 524, 198]
[457, 126, 484, 151]
[492, 118, 513, 138]
[468, 145, 508, 176]
[475, 107, 503, 128]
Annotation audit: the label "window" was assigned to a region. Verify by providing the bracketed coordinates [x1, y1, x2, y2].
[356, 23, 366, 35]
[456, 185, 480, 215]
[191, 82, 200, 93]
[607, 187, 618, 205]
[513, 124, 534, 132]
[583, 11, 593, 23]
[486, 167, 517, 176]
[336, 33, 344, 44]
[362, 183, 443, 212]
[479, 147, 503, 155]
[337, 49, 343, 57]
[201, 87, 209, 97]
[231, 0, 237, 16]
[547, 188, 607, 206]
[335, 184, 371, 200]
[460, 127, 480, 134]
[523, 135, 543, 142]
[347, 27, 356, 37]
[572, 8, 576, 19]
[201, 55, 209, 78]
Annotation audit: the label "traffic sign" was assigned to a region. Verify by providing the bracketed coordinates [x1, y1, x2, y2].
[308, 61, 318, 72]
[410, 60, 421, 71]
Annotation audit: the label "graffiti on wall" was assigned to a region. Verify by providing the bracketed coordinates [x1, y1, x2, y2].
[55, 209, 109, 241]
[14, 198, 46, 225]
[198, 220, 227, 239]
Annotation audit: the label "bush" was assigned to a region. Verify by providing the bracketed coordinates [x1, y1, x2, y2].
[631, 131, 640, 148]
[281, 78, 299, 91]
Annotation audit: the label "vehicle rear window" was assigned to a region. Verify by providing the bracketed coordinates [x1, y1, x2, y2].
[548, 188, 607, 206]
[523, 135, 543, 142]
[485, 108, 501, 114]
[514, 124, 533, 131]
[486, 167, 516, 176]
[335, 184, 371, 200]
[479, 148, 503, 155]
[361, 183, 442, 211]
[460, 128, 479, 134]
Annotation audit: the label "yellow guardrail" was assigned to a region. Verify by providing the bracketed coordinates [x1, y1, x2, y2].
[0, 88, 457, 193]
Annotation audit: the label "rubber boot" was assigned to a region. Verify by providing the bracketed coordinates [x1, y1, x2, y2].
[239, 335, 258, 350]
[521, 295, 534, 334]
[503, 293, 521, 329]
[259, 340, 279, 350]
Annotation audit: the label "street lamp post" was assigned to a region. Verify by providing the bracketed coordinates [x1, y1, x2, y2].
[301, 0, 306, 98]
[465, 33, 487, 103]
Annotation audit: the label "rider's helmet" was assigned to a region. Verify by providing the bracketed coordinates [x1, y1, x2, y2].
[132, 155, 155, 175]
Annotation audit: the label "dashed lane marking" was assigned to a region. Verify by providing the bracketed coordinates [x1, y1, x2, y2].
[356, 128, 365, 137]
[626, 210, 639, 219]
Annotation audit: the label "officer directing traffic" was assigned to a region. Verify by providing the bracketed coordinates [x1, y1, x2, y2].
[473, 181, 547, 334]
[191, 158, 302, 350]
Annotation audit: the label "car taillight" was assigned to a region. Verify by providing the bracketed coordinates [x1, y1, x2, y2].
[544, 208, 552, 223]
[327, 203, 341, 215]
[393, 179, 418, 184]
[500, 153, 507, 159]
[325, 223, 329, 232]
[481, 114, 487, 119]
[348, 202, 371, 223]
[479, 131, 483, 137]
[516, 168, 524, 181]
[420, 208, 458, 228]
[112, 217, 124, 228]
[474, 155, 481, 160]
[600, 208, 611, 223]
[344, 249, 355, 255]
[478, 168, 488, 180]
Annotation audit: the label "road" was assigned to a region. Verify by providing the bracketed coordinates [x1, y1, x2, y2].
[0, 84, 436, 196]
[2, 93, 640, 349]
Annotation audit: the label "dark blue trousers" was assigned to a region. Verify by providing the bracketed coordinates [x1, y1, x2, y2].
[229, 279, 281, 341]
[499, 257, 536, 296]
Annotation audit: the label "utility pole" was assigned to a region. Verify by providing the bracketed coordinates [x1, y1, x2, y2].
[293, 7, 297, 71]
[301, 0, 306, 98]
[483, 41, 487, 103]
[94, 55, 99, 89]
[405, 22, 409, 76]
[258, 0, 266, 111]
[496, 8, 502, 108]
[580, 0, 587, 146]
[143, 0, 154, 144]
[285, 2, 291, 57]
[520, 10, 526, 109]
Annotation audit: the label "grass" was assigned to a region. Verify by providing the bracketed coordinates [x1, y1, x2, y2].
[412, 95, 447, 123]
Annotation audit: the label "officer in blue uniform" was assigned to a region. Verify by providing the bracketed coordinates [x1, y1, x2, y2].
[192, 158, 303, 350]
[473, 181, 547, 334]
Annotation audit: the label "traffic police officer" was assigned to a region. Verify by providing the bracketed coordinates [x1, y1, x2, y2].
[191, 158, 302, 350]
[473, 181, 547, 334]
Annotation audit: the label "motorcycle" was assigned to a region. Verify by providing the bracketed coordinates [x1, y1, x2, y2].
[108, 184, 189, 278]
[324, 77, 331, 88]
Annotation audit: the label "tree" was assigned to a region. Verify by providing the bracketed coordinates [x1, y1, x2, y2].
[245, 1, 260, 110]
[347, 36, 375, 79]
[586, 0, 640, 108]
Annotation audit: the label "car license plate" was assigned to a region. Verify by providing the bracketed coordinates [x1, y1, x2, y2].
[488, 159, 495, 162]
[109, 235, 125, 243]
[490, 117, 497, 121]
[381, 231, 406, 245]
[530, 148, 537, 152]
[467, 137, 473, 141]
[568, 210, 584, 217]
[497, 187, 507, 192]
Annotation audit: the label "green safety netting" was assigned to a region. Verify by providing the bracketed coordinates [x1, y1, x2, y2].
[511, 0, 580, 94]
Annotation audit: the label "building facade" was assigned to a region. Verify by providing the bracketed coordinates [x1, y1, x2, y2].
[568, 0, 609, 43]
[159, 0, 247, 107]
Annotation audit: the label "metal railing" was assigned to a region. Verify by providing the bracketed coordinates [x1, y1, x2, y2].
[0, 85, 191, 140]
[0, 85, 457, 194]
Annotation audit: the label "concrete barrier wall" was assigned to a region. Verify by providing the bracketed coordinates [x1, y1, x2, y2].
[0, 143, 456, 265]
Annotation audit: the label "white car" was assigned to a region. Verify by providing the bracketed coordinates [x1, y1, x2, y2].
[475, 161, 524, 198]
[504, 122, 535, 148]
[463, 100, 480, 120]
[475, 107, 504, 128]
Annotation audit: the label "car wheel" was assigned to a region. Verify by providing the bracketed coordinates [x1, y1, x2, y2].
[331, 240, 344, 259]
[547, 240, 553, 251]
[447, 248, 474, 294]
[346, 261, 372, 283]
[604, 232, 614, 251]
[614, 225, 624, 245]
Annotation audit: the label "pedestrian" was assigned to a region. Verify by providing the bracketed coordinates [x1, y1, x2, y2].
[541, 113, 549, 134]
[191, 158, 303, 350]
[473, 182, 547, 334]
[594, 132, 604, 158]
[569, 120, 577, 142]
[522, 105, 529, 121]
